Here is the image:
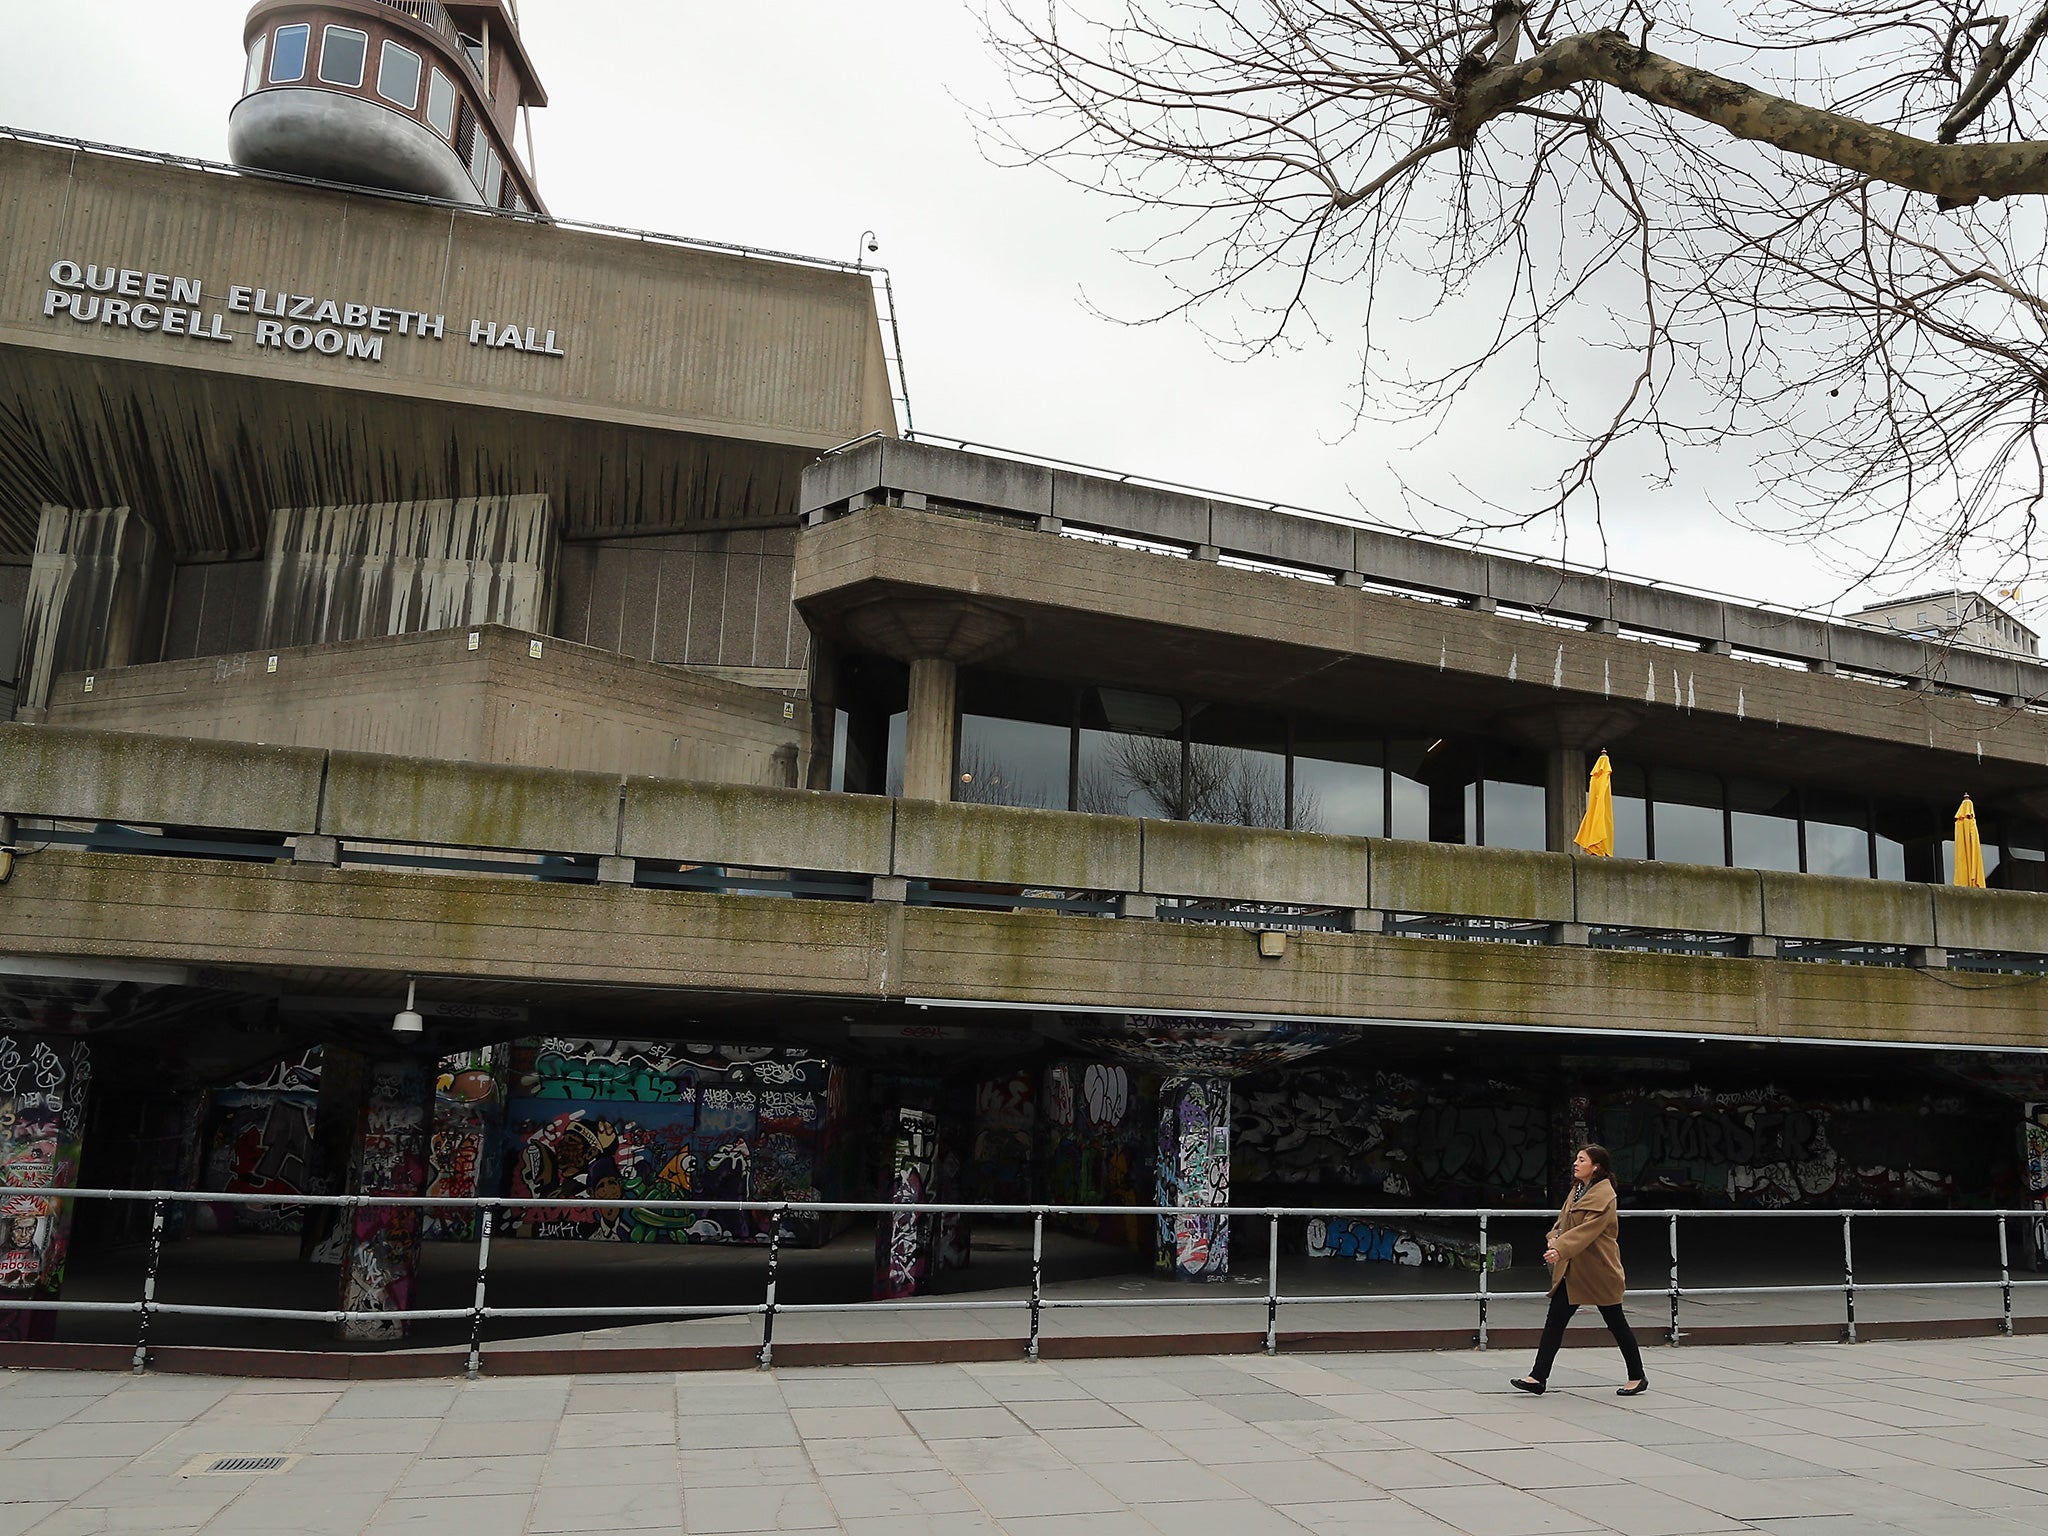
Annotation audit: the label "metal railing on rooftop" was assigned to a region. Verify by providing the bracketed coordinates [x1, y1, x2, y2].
[7, 1190, 2045, 1378]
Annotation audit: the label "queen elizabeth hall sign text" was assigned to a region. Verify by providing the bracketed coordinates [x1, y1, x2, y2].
[36, 260, 567, 364]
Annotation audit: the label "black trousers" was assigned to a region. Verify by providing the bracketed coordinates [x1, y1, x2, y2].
[1530, 1284, 1645, 1382]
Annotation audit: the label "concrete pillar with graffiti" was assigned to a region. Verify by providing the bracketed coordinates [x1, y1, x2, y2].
[1157, 1075, 1231, 1281]
[337, 1056, 436, 1341]
[0, 1037, 91, 1342]
[2026, 1102, 2048, 1270]
[875, 1106, 939, 1300]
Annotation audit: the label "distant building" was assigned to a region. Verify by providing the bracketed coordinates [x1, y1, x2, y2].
[1853, 590, 2038, 658]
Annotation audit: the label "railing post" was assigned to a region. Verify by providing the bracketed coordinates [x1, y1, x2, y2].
[1842, 1212, 1857, 1344]
[1027, 1209, 1044, 1361]
[1263, 1212, 1280, 1357]
[466, 1206, 495, 1380]
[1667, 1213, 1681, 1346]
[1998, 1215, 2014, 1337]
[1476, 1214, 1490, 1351]
[131, 1196, 167, 1375]
[757, 1205, 785, 1370]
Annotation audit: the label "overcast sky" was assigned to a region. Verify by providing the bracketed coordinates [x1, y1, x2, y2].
[0, 0, 1937, 614]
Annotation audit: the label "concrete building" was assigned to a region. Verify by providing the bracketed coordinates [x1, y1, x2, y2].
[1853, 589, 2039, 659]
[0, 10, 2046, 1360]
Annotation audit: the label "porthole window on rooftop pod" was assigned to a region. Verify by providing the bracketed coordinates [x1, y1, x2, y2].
[426, 69, 456, 137]
[243, 34, 267, 95]
[377, 41, 422, 110]
[317, 25, 369, 89]
[267, 23, 309, 84]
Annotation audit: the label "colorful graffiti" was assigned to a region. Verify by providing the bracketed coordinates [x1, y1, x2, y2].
[339, 1058, 434, 1341]
[1305, 1216, 1510, 1271]
[0, 1037, 90, 1341]
[875, 1107, 939, 1300]
[1157, 1076, 1230, 1280]
[972, 1071, 1035, 1203]
[2024, 1103, 2048, 1270]
[424, 1047, 508, 1242]
[199, 1091, 316, 1233]
[502, 1040, 840, 1245]
[1040, 1059, 1152, 1250]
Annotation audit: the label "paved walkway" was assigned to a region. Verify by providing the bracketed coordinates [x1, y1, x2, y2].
[3, 1336, 2048, 1534]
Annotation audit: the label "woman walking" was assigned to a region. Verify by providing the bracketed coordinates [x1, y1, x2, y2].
[1511, 1143, 1647, 1397]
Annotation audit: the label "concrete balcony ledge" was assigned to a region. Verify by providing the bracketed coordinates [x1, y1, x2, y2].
[803, 439, 2043, 700]
[5, 722, 2047, 962]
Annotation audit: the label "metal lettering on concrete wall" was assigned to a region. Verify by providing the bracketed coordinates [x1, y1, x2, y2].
[37, 259, 566, 365]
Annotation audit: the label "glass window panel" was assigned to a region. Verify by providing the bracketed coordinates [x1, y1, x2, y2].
[269, 24, 309, 83]
[1386, 740, 1431, 842]
[485, 147, 504, 204]
[469, 120, 491, 183]
[1652, 767, 1726, 866]
[377, 41, 421, 108]
[318, 26, 368, 87]
[244, 35, 267, 95]
[1186, 703, 1287, 828]
[1480, 744, 1546, 852]
[426, 69, 456, 136]
[1291, 722, 1383, 837]
[1802, 790, 1872, 878]
[1077, 688, 1182, 819]
[956, 672, 1073, 810]
[884, 711, 905, 799]
[1611, 762, 1648, 860]
[830, 709, 849, 794]
[1728, 777, 1801, 873]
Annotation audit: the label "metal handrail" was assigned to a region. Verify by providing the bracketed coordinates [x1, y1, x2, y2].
[5, 1190, 2042, 1378]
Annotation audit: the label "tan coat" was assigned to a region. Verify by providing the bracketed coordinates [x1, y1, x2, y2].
[1546, 1178, 1626, 1307]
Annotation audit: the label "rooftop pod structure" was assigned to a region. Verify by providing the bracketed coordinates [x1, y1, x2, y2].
[230, 1, 547, 212]
[0, 32, 2045, 1360]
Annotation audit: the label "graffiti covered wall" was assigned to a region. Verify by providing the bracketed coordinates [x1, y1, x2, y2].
[2024, 1102, 2047, 1269]
[1040, 1059, 1153, 1250]
[424, 1048, 508, 1242]
[1235, 1064, 1549, 1205]
[502, 1039, 841, 1245]
[196, 1050, 321, 1234]
[0, 1038, 90, 1341]
[875, 1106, 939, 1299]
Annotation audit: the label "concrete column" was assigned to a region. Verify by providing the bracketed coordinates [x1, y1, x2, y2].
[2023, 1102, 2047, 1270]
[902, 656, 960, 802]
[1546, 746, 1588, 855]
[1493, 704, 1639, 855]
[17, 505, 168, 714]
[337, 1055, 437, 1341]
[0, 1038, 92, 1341]
[875, 1106, 940, 1299]
[1157, 1076, 1231, 1280]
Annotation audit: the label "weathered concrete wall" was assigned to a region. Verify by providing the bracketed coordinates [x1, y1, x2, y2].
[6, 723, 2046, 958]
[4, 851, 2045, 1052]
[161, 559, 266, 662]
[259, 496, 557, 647]
[37, 627, 807, 784]
[0, 137, 898, 558]
[16, 505, 168, 714]
[554, 527, 807, 673]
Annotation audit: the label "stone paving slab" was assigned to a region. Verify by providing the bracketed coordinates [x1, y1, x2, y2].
[1, 1337, 2047, 1532]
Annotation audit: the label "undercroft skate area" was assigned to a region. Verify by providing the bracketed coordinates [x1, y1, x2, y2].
[2, 1337, 2048, 1535]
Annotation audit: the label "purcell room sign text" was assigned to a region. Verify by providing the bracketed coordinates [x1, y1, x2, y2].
[37, 260, 566, 364]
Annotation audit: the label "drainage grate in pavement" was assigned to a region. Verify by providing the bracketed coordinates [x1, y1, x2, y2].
[180, 1454, 299, 1476]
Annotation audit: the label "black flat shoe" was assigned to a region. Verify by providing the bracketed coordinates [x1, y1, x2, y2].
[1510, 1377, 1545, 1395]
[1617, 1379, 1649, 1397]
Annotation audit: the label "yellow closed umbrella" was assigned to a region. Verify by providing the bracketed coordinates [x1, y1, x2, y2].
[1954, 795, 1987, 888]
[1574, 752, 1615, 857]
